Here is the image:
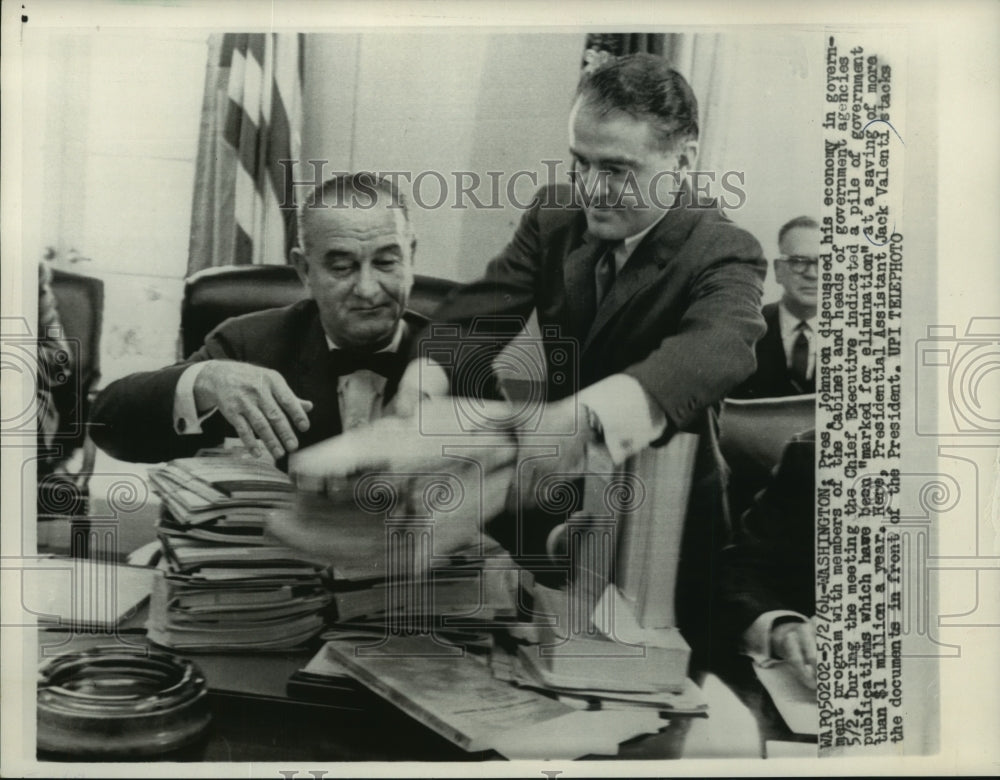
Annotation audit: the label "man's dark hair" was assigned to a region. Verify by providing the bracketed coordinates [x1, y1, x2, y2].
[297, 172, 413, 252]
[777, 215, 819, 246]
[576, 52, 699, 151]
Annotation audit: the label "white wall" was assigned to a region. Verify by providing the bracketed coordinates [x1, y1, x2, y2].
[23, 29, 207, 383]
[706, 31, 825, 303]
[302, 33, 584, 282]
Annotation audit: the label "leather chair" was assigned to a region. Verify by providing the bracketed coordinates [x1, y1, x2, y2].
[718, 394, 816, 523]
[38, 268, 105, 555]
[180, 265, 459, 359]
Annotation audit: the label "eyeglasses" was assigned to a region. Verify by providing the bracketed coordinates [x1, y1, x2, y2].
[777, 255, 819, 275]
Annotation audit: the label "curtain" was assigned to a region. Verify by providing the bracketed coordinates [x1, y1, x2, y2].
[583, 32, 672, 59]
[188, 33, 304, 275]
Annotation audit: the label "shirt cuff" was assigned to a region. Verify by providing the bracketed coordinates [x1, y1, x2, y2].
[173, 362, 217, 435]
[577, 374, 668, 466]
[741, 610, 810, 666]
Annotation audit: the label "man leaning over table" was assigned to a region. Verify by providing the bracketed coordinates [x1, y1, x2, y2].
[89, 173, 423, 466]
[394, 52, 768, 671]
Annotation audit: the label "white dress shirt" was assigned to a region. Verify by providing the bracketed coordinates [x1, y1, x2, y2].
[325, 323, 404, 431]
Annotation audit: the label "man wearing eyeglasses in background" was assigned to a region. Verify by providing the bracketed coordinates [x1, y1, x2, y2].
[730, 216, 819, 399]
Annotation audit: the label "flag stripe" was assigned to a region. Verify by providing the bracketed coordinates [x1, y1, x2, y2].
[224, 101, 261, 181]
[234, 223, 254, 266]
[190, 32, 303, 272]
[245, 33, 265, 69]
[266, 89, 293, 207]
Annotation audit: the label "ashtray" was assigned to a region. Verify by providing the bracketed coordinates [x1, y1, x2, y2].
[37, 645, 211, 760]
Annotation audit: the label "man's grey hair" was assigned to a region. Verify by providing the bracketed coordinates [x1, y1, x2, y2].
[296, 172, 415, 253]
[778, 215, 820, 246]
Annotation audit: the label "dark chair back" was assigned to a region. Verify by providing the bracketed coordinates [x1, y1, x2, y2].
[39, 269, 105, 548]
[718, 394, 816, 522]
[48, 268, 104, 451]
[180, 265, 459, 358]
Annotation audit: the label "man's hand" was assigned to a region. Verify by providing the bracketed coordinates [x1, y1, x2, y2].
[770, 618, 817, 689]
[388, 358, 450, 418]
[192, 360, 313, 459]
[513, 397, 598, 511]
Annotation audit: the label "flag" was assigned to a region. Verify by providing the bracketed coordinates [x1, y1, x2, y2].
[188, 33, 304, 274]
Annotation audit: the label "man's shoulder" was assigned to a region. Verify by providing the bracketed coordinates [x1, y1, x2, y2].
[682, 204, 764, 262]
[213, 298, 318, 337]
[531, 183, 584, 232]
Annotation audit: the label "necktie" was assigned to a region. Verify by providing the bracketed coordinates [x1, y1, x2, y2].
[790, 321, 810, 389]
[328, 349, 402, 379]
[594, 242, 621, 306]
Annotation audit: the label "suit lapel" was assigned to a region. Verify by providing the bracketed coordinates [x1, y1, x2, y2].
[294, 309, 343, 443]
[561, 228, 606, 340]
[582, 198, 700, 354]
[761, 305, 788, 377]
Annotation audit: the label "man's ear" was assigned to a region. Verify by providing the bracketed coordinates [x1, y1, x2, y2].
[409, 238, 417, 262]
[290, 247, 311, 290]
[773, 258, 789, 288]
[676, 140, 699, 172]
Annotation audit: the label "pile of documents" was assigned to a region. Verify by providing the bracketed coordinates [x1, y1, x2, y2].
[324, 540, 519, 630]
[146, 452, 334, 651]
[300, 630, 694, 759]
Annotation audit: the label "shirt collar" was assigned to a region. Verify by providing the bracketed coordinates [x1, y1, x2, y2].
[777, 301, 817, 337]
[325, 319, 405, 353]
[623, 213, 667, 256]
[613, 211, 669, 270]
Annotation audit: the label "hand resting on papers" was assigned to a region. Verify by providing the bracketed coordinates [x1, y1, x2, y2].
[194, 360, 314, 459]
[770, 617, 817, 689]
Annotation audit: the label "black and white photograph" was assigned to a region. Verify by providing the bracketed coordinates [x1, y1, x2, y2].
[1, 1, 997, 776]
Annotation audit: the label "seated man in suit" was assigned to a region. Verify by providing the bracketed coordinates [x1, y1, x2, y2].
[716, 429, 817, 689]
[395, 52, 768, 669]
[731, 216, 819, 398]
[90, 173, 422, 465]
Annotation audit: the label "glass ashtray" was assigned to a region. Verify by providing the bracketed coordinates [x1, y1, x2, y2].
[37, 645, 211, 760]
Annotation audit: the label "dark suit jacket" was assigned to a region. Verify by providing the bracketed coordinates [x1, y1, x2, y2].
[731, 302, 814, 398]
[715, 430, 815, 653]
[89, 299, 423, 465]
[415, 184, 768, 666]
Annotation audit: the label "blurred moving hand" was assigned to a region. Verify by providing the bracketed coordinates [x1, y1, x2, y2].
[388, 358, 450, 418]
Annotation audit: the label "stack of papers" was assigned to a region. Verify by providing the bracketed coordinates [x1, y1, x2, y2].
[490, 638, 706, 714]
[146, 452, 333, 651]
[325, 540, 519, 629]
[149, 455, 294, 545]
